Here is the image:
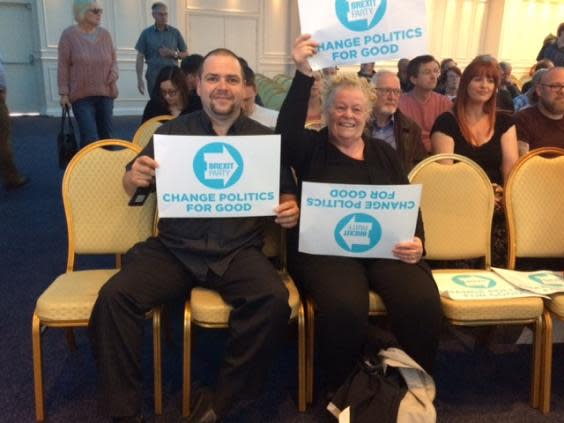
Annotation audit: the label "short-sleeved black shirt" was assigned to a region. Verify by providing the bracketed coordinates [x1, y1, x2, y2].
[130, 110, 295, 280]
[431, 111, 514, 184]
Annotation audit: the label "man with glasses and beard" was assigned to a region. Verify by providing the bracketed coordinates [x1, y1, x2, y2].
[514, 67, 564, 154]
[369, 70, 426, 173]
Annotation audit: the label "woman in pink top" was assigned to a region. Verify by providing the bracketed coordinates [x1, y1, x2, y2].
[58, 1, 118, 147]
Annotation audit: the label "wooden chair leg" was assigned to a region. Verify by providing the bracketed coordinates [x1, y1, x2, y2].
[305, 299, 315, 404]
[182, 301, 192, 417]
[297, 303, 306, 412]
[152, 307, 163, 415]
[540, 310, 553, 414]
[32, 314, 45, 422]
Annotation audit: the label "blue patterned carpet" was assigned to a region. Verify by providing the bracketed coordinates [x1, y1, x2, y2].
[1, 115, 564, 422]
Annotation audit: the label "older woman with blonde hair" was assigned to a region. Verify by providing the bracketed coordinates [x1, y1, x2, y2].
[58, 0, 118, 147]
[277, 34, 442, 395]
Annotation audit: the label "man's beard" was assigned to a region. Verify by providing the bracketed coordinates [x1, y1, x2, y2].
[540, 95, 564, 116]
[210, 99, 237, 116]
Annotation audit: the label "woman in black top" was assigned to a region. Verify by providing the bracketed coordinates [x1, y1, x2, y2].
[431, 55, 519, 267]
[141, 66, 191, 123]
[277, 35, 442, 392]
[431, 55, 519, 185]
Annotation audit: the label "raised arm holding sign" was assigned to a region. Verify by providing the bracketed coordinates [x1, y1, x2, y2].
[274, 34, 442, 394]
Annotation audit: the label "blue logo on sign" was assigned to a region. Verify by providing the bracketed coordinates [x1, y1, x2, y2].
[193, 142, 243, 189]
[335, 0, 387, 32]
[528, 272, 563, 287]
[452, 275, 496, 289]
[334, 213, 381, 253]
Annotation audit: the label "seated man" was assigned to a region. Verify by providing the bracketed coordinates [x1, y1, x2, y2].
[398, 55, 452, 153]
[241, 64, 278, 129]
[514, 66, 564, 155]
[89, 48, 300, 423]
[180, 53, 204, 113]
[369, 70, 426, 173]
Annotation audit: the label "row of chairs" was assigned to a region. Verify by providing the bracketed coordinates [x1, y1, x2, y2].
[32, 141, 564, 420]
[31, 140, 306, 421]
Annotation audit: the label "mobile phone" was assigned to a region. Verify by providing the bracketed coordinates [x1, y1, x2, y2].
[128, 186, 152, 206]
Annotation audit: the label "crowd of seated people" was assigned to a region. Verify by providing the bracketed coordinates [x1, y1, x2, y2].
[46, 5, 564, 419]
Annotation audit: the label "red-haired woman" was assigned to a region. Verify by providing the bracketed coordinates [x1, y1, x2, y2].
[431, 55, 519, 266]
[431, 55, 518, 185]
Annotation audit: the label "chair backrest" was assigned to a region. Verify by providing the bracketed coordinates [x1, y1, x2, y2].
[132, 114, 174, 149]
[408, 154, 495, 265]
[63, 140, 156, 270]
[505, 147, 564, 268]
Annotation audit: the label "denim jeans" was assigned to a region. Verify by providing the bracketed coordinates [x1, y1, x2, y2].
[72, 96, 114, 147]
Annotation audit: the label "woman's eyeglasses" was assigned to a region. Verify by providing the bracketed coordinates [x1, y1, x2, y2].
[161, 89, 178, 98]
[88, 8, 103, 15]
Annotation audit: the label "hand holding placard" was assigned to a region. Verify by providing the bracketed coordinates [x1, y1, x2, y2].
[292, 34, 318, 77]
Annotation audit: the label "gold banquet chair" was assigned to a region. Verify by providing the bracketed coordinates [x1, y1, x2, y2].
[505, 147, 564, 414]
[32, 140, 162, 421]
[132, 114, 174, 149]
[408, 153, 545, 409]
[182, 224, 306, 417]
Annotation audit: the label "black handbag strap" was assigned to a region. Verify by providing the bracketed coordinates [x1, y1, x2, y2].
[61, 105, 75, 135]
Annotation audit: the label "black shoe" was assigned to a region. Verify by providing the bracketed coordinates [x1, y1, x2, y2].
[111, 415, 144, 423]
[4, 175, 29, 191]
[184, 389, 219, 423]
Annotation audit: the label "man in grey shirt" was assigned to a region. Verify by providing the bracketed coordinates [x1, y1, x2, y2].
[135, 2, 188, 98]
[0, 52, 28, 190]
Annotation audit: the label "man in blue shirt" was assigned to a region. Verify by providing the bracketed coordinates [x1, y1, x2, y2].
[135, 2, 188, 98]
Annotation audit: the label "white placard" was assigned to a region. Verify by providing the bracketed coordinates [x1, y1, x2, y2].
[299, 182, 421, 258]
[298, 0, 428, 70]
[492, 268, 564, 296]
[153, 134, 280, 218]
[433, 271, 548, 301]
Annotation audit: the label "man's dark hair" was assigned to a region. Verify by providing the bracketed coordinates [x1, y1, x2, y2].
[407, 55, 438, 79]
[242, 64, 256, 87]
[199, 48, 244, 80]
[180, 54, 204, 76]
[558, 22, 564, 38]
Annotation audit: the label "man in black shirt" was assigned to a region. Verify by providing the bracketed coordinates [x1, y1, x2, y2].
[89, 48, 299, 423]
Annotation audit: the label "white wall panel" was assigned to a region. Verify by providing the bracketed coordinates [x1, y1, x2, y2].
[262, 0, 289, 56]
[225, 17, 257, 66]
[188, 15, 225, 56]
[186, 0, 259, 14]
[112, 0, 146, 50]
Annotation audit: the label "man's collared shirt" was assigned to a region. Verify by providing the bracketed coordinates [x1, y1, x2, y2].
[371, 115, 396, 150]
[135, 24, 187, 68]
[130, 111, 295, 281]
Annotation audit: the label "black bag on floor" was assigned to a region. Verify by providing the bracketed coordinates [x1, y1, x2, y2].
[327, 327, 436, 423]
[57, 105, 78, 169]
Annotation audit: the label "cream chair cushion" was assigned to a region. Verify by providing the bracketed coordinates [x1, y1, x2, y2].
[548, 295, 564, 318]
[190, 272, 301, 324]
[35, 269, 118, 322]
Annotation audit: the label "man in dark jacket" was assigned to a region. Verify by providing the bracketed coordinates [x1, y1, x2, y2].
[369, 70, 427, 173]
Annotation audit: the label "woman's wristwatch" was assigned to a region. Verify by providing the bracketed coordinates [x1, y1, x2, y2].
[174, 51, 179, 60]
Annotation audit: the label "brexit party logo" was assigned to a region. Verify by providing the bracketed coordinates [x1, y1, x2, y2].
[336, 0, 387, 32]
[193, 142, 244, 189]
[452, 275, 496, 289]
[528, 272, 564, 287]
[334, 213, 382, 253]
